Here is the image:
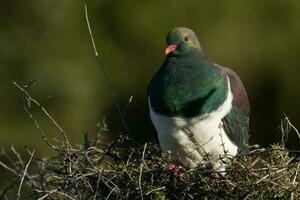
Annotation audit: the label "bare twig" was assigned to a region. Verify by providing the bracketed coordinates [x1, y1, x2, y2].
[16, 150, 35, 200]
[290, 169, 299, 200]
[93, 172, 102, 200]
[283, 115, 300, 140]
[13, 81, 71, 148]
[36, 189, 76, 200]
[0, 161, 18, 175]
[11, 146, 24, 168]
[139, 143, 147, 200]
[145, 186, 165, 196]
[218, 121, 228, 156]
[104, 188, 115, 200]
[63, 153, 94, 193]
[1, 147, 19, 169]
[83, 2, 129, 135]
[183, 127, 214, 166]
[37, 189, 57, 200]
[23, 104, 59, 151]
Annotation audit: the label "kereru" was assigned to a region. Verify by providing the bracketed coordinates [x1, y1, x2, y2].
[148, 27, 250, 170]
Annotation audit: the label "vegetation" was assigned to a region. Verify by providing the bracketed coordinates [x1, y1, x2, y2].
[0, 82, 299, 199]
[0, 130, 299, 199]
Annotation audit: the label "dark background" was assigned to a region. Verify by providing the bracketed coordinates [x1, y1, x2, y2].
[0, 0, 300, 157]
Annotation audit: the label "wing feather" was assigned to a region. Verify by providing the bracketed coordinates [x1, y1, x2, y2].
[215, 64, 250, 154]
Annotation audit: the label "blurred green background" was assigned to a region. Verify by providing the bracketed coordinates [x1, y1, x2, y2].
[0, 0, 300, 156]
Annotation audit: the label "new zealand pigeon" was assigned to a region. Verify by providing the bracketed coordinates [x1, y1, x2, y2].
[148, 27, 250, 170]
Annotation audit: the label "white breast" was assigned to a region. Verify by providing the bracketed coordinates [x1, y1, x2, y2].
[149, 77, 237, 170]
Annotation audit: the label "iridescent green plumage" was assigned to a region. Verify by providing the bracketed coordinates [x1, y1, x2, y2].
[149, 27, 228, 117]
[149, 53, 227, 117]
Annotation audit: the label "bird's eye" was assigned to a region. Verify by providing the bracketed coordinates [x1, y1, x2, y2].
[184, 35, 189, 42]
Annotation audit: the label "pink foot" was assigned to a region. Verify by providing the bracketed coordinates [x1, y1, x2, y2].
[165, 163, 183, 177]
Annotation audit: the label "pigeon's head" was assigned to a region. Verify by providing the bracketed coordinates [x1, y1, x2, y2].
[165, 27, 203, 56]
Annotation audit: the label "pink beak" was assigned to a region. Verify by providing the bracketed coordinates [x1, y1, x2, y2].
[165, 44, 177, 55]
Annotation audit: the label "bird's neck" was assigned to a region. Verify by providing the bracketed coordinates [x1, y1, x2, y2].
[165, 51, 219, 81]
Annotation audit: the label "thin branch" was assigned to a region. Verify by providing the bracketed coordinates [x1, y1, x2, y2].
[93, 172, 102, 200]
[63, 153, 94, 193]
[139, 143, 147, 200]
[23, 104, 59, 151]
[218, 121, 228, 156]
[83, 2, 129, 135]
[183, 127, 213, 166]
[0, 161, 18, 175]
[1, 147, 19, 169]
[283, 114, 300, 140]
[37, 189, 57, 200]
[16, 150, 35, 200]
[104, 188, 115, 200]
[13, 81, 71, 148]
[145, 186, 165, 196]
[36, 189, 76, 200]
[11, 146, 24, 168]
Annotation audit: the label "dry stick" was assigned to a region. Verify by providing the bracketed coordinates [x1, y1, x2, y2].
[11, 146, 24, 168]
[0, 161, 18, 175]
[139, 143, 147, 200]
[145, 187, 165, 196]
[100, 176, 120, 195]
[83, 3, 129, 134]
[280, 118, 288, 148]
[290, 170, 298, 200]
[93, 172, 102, 200]
[64, 153, 94, 193]
[218, 121, 228, 156]
[37, 189, 57, 200]
[250, 147, 300, 154]
[74, 180, 83, 200]
[0, 158, 39, 190]
[23, 147, 39, 189]
[37, 189, 76, 200]
[105, 188, 116, 200]
[1, 147, 19, 169]
[23, 104, 59, 151]
[54, 191, 76, 200]
[284, 115, 300, 140]
[183, 127, 213, 167]
[16, 150, 35, 200]
[255, 168, 287, 184]
[13, 81, 71, 149]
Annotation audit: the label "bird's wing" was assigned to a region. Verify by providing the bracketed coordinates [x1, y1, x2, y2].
[215, 64, 250, 154]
